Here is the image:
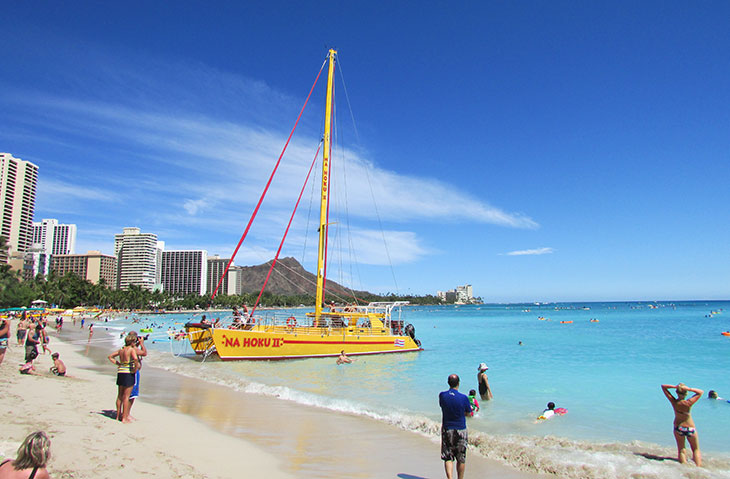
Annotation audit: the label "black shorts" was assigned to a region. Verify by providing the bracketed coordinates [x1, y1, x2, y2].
[441, 428, 468, 463]
[117, 372, 135, 387]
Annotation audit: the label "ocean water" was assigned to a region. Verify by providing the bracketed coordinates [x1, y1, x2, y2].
[103, 301, 730, 478]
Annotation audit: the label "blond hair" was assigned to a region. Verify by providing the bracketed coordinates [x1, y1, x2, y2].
[676, 383, 687, 398]
[14, 431, 51, 470]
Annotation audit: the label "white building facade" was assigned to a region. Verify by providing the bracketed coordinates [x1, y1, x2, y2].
[32, 218, 77, 255]
[114, 227, 159, 291]
[0, 153, 38, 263]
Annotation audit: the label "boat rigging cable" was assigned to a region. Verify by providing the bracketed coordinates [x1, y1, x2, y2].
[209, 56, 328, 303]
[249, 141, 322, 317]
[336, 58, 400, 295]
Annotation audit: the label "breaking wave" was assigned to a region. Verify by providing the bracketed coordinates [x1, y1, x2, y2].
[150, 350, 730, 479]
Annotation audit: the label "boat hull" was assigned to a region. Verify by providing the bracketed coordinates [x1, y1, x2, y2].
[186, 324, 421, 360]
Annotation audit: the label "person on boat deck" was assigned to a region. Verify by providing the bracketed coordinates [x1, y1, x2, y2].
[661, 382, 703, 467]
[336, 350, 353, 364]
[0, 430, 51, 479]
[200, 315, 211, 325]
[329, 301, 337, 312]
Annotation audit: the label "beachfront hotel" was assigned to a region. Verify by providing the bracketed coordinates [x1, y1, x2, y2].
[114, 227, 159, 291]
[161, 250, 208, 295]
[50, 250, 118, 287]
[207, 255, 243, 295]
[0, 153, 38, 265]
[32, 218, 77, 255]
[25, 218, 78, 278]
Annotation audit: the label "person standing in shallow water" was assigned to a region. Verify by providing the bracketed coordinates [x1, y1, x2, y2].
[661, 383, 703, 466]
[477, 363, 492, 401]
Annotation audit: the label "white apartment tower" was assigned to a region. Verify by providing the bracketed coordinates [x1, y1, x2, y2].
[0, 153, 38, 263]
[32, 218, 77, 255]
[161, 250, 208, 295]
[114, 227, 159, 291]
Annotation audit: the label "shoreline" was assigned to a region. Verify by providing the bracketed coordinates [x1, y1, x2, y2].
[0, 325, 293, 479]
[38, 322, 539, 478]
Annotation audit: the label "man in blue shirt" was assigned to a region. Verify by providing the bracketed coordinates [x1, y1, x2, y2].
[439, 374, 472, 479]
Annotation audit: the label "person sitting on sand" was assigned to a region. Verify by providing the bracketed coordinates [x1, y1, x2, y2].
[661, 383, 703, 466]
[467, 389, 479, 416]
[336, 350, 353, 364]
[50, 352, 66, 376]
[0, 430, 51, 479]
[19, 362, 36, 375]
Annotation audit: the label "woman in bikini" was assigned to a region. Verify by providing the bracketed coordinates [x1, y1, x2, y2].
[661, 382, 703, 466]
[0, 430, 51, 479]
[108, 336, 139, 423]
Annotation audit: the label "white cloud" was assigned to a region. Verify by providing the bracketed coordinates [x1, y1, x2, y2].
[503, 247, 555, 256]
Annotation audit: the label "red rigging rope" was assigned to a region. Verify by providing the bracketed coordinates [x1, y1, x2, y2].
[250, 141, 322, 317]
[209, 57, 328, 304]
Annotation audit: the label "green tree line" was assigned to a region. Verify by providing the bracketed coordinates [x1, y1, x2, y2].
[0, 237, 443, 309]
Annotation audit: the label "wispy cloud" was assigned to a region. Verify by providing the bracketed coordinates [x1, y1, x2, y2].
[1, 49, 538, 271]
[503, 247, 555, 256]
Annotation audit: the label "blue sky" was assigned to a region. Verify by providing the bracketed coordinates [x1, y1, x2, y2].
[2, 1, 728, 301]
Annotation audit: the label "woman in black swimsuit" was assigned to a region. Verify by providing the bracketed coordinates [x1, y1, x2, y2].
[0, 430, 51, 479]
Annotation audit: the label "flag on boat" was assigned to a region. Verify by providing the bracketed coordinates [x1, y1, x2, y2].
[394, 339, 405, 347]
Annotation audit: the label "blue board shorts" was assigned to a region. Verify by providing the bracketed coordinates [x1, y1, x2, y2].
[0, 338, 7, 351]
[130, 370, 140, 399]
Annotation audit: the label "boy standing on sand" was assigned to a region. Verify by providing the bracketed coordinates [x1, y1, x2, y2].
[661, 383, 703, 466]
[439, 374, 472, 479]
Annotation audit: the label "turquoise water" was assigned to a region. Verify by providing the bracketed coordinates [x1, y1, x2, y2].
[105, 301, 730, 478]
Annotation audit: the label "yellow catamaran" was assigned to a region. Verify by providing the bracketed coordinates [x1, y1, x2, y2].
[185, 50, 422, 360]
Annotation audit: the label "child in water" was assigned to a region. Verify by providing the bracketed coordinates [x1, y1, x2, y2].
[467, 389, 480, 416]
[539, 402, 557, 420]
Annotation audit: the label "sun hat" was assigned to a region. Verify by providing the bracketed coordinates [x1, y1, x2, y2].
[478, 363, 488, 371]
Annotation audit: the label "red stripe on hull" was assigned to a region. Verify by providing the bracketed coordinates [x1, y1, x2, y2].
[218, 348, 423, 361]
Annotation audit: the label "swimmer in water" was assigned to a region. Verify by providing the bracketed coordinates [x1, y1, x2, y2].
[336, 350, 353, 364]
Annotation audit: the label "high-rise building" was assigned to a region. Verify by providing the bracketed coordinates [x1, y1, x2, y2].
[50, 251, 117, 287]
[207, 255, 242, 295]
[23, 247, 50, 280]
[207, 255, 230, 295]
[32, 218, 77, 255]
[0, 153, 38, 263]
[114, 227, 159, 291]
[161, 250, 208, 295]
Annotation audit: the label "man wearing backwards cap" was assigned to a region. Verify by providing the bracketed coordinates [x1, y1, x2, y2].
[477, 363, 493, 401]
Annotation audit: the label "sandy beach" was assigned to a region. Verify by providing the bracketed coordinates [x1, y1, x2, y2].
[0, 322, 541, 478]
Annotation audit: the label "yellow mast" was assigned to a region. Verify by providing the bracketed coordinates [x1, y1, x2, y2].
[314, 49, 337, 325]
